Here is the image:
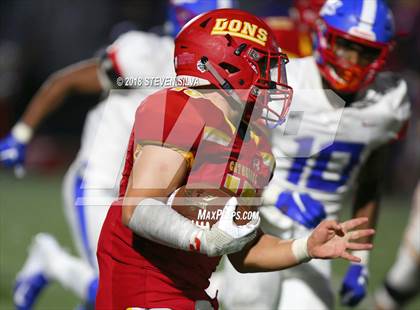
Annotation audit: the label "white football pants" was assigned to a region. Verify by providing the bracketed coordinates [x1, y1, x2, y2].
[218, 206, 335, 310]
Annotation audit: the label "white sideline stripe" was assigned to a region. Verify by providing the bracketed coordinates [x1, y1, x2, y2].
[359, 0, 377, 32]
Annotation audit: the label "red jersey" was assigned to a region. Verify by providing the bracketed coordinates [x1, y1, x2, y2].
[96, 87, 274, 310]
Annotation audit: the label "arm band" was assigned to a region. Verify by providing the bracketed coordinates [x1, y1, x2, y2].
[292, 236, 311, 263]
[12, 122, 33, 143]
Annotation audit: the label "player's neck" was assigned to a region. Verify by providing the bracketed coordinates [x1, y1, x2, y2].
[203, 91, 240, 122]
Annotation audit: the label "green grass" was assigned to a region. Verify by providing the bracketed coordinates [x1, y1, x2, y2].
[0, 172, 419, 309]
[333, 196, 420, 310]
[0, 171, 78, 309]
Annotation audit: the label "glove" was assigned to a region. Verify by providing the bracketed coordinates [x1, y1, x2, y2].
[0, 135, 27, 167]
[275, 191, 326, 229]
[196, 197, 260, 256]
[0, 123, 32, 168]
[340, 264, 369, 307]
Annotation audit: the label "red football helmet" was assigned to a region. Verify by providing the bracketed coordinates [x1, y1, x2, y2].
[174, 9, 293, 128]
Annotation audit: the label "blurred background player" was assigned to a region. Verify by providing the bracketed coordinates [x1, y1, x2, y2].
[0, 1, 236, 308]
[263, 0, 326, 58]
[374, 181, 420, 310]
[221, 0, 411, 309]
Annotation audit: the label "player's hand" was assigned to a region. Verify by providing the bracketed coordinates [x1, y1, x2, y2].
[216, 197, 260, 238]
[275, 191, 326, 228]
[340, 264, 369, 307]
[197, 197, 260, 257]
[307, 217, 374, 262]
[0, 134, 27, 168]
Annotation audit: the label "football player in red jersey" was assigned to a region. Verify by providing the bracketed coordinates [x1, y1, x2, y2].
[96, 9, 375, 309]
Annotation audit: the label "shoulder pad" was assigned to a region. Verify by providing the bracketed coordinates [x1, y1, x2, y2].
[134, 88, 206, 154]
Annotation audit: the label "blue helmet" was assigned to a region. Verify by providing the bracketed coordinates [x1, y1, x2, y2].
[314, 0, 395, 93]
[167, 0, 238, 37]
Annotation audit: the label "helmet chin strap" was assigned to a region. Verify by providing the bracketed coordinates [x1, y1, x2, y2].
[200, 56, 290, 130]
[199, 56, 244, 108]
[199, 56, 257, 142]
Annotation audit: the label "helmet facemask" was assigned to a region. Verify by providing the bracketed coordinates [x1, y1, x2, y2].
[200, 34, 293, 128]
[314, 20, 392, 93]
[251, 47, 293, 128]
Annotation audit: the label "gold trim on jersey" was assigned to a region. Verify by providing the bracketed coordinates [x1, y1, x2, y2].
[223, 115, 261, 146]
[223, 115, 237, 134]
[260, 151, 275, 171]
[170, 86, 205, 99]
[250, 131, 260, 146]
[203, 126, 230, 146]
[175, 148, 195, 169]
[136, 140, 195, 169]
[133, 144, 142, 160]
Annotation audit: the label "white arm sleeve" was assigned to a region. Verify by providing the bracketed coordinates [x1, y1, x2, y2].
[128, 198, 259, 257]
[128, 198, 200, 251]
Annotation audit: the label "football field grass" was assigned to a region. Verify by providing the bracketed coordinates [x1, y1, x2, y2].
[1, 171, 419, 309]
